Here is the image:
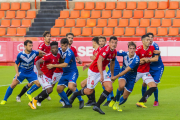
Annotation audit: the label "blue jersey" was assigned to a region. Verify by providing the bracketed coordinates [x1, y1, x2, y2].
[117, 51, 140, 78]
[108, 57, 120, 71]
[15, 50, 39, 73]
[150, 42, 164, 71]
[58, 47, 78, 74]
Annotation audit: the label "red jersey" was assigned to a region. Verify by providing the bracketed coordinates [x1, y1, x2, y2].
[93, 47, 101, 56]
[41, 53, 61, 78]
[89, 45, 117, 73]
[136, 45, 155, 73]
[70, 46, 78, 57]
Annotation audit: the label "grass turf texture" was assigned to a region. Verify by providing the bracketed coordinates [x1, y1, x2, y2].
[0, 66, 180, 120]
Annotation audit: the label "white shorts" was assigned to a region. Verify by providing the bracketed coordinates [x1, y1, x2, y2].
[52, 72, 63, 85]
[135, 72, 155, 85]
[87, 69, 111, 89]
[38, 75, 52, 90]
[34, 65, 38, 77]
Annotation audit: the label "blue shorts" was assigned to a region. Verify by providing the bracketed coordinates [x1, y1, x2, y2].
[107, 68, 121, 77]
[14, 71, 37, 83]
[119, 75, 135, 93]
[58, 72, 78, 87]
[150, 66, 164, 84]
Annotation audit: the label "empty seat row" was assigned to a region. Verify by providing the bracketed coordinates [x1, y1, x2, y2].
[74, 1, 179, 10]
[59, 10, 180, 19]
[0, 28, 26, 36]
[0, 11, 36, 19]
[0, 19, 31, 27]
[0, 2, 30, 11]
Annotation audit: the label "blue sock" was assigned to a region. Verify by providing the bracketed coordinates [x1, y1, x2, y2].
[119, 96, 127, 105]
[141, 86, 147, 97]
[102, 86, 105, 90]
[110, 91, 114, 98]
[27, 84, 40, 95]
[3, 86, 13, 101]
[154, 87, 158, 102]
[116, 89, 123, 101]
[75, 88, 83, 101]
[58, 91, 70, 105]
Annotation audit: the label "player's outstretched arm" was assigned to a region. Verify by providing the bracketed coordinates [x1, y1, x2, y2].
[76, 56, 82, 64]
[36, 59, 44, 77]
[83, 61, 93, 71]
[153, 50, 161, 55]
[47, 63, 68, 69]
[97, 56, 104, 82]
[37, 50, 46, 57]
[14, 63, 19, 80]
[111, 67, 131, 81]
[149, 55, 159, 62]
[110, 59, 115, 77]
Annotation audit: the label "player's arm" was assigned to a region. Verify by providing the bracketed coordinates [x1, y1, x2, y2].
[83, 61, 93, 71]
[148, 55, 159, 62]
[117, 50, 126, 56]
[110, 58, 115, 78]
[97, 55, 104, 82]
[76, 56, 82, 64]
[90, 55, 96, 61]
[14, 54, 21, 79]
[36, 50, 46, 57]
[36, 58, 44, 77]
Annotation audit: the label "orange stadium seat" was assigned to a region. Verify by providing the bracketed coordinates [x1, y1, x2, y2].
[165, 10, 175, 18]
[82, 28, 92, 36]
[122, 10, 132, 18]
[51, 28, 60, 36]
[154, 10, 164, 18]
[0, 20, 10, 27]
[103, 28, 113, 36]
[126, 2, 136, 10]
[0, 28, 6, 36]
[10, 2, 20, 10]
[10, 20, 21, 27]
[133, 10, 143, 18]
[172, 19, 180, 27]
[60, 28, 71, 36]
[129, 19, 139, 27]
[65, 19, 75, 27]
[6, 28, 16, 36]
[118, 19, 129, 27]
[114, 28, 124, 36]
[137, 2, 147, 10]
[0, 11, 5, 19]
[97, 19, 107, 27]
[53, 19, 64, 27]
[147, 2, 157, 10]
[124, 28, 135, 36]
[72, 28, 81, 36]
[81, 11, 90, 18]
[84, 2, 94, 10]
[105, 2, 115, 10]
[175, 10, 180, 18]
[107, 19, 117, 27]
[147, 28, 157, 35]
[116, 2, 126, 10]
[95, 2, 105, 10]
[70, 11, 79, 19]
[21, 19, 31, 27]
[144, 10, 154, 18]
[5, 11, 15, 19]
[26, 11, 36, 19]
[76, 19, 86, 27]
[161, 19, 171, 27]
[101, 11, 111, 18]
[0, 3, 10, 11]
[21, 2, 31, 10]
[16, 11, 26, 19]
[158, 1, 168, 10]
[140, 19, 150, 27]
[111, 10, 122, 18]
[59, 11, 69, 19]
[90, 11, 101, 18]
[168, 1, 179, 9]
[135, 28, 146, 36]
[16, 28, 26, 36]
[151, 19, 161, 27]
[157, 28, 167, 36]
[168, 28, 179, 36]
[87, 19, 96, 27]
[92, 28, 102, 36]
[74, 2, 84, 10]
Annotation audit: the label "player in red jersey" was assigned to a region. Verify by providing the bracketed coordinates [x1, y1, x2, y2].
[16, 31, 51, 102]
[29, 41, 61, 109]
[69, 36, 118, 114]
[135, 35, 160, 108]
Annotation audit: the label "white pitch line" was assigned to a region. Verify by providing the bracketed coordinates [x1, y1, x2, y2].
[0, 82, 28, 87]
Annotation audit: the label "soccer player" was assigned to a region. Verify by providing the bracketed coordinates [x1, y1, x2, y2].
[110, 42, 140, 111]
[29, 41, 61, 109]
[135, 35, 160, 108]
[141, 33, 164, 106]
[16, 31, 51, 102]
[0, 40, 45, 105]
[47, 38, 84, 108]
[69, 36, 118, 114]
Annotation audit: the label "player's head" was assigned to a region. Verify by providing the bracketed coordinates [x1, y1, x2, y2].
[60, 38, 69, 52]
[43, 31, 51, 44]
[141, 35, 150, 47]
[99, 37, 106, 48]
[50, 41, 58, 55]
[146, 32, 154, 45]
[109, 36, 118, 50]
[66, 32, 74, 46]
[24, 40, 33, 52]
[92, 37, 99, 48]
[128, 41, 136, 57]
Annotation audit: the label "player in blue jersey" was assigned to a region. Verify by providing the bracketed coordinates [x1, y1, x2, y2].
[0, 40, 45, 105]
[109, 41, 140, 111]
[47, 38, 84, 108]
[141, 33, 164, 106]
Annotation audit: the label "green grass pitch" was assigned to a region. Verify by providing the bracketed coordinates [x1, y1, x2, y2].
[0, 66, 180, 120]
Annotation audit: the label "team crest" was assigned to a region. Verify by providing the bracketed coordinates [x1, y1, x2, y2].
[149, 51, 152, 55]
[103, 52, 106, 56]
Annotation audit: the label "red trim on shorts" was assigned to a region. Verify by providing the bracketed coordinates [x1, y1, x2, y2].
[144, 78, 153, 81]
[43, 85, 52, 89]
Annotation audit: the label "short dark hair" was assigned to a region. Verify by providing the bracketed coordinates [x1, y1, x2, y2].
[60, 38, 69, 45]
[24, 40, 32, 46]
[146, 32, 154, 37]
[141, 35, 148, 40]
[92, 37, 99, 45]
[50, 41, 58, 47]
[128, 41, 136, 49]
[99, 37, 106, 41]
[109, 36, 118, 42]
[43, 31, 50, 37]
[66, 32, 74, 37]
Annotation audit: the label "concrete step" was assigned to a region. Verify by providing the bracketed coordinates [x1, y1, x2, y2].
[29, 26, 52, 31]
[32, 22, 55, 27]
[40, 1, 66, 6]
[36, 13, 59, 18]
[34, 18, 56, 22]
